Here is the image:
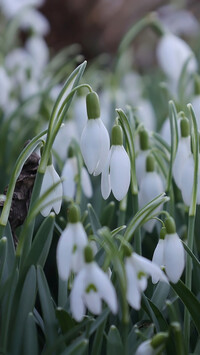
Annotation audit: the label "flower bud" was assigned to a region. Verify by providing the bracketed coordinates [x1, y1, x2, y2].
[84, 245, 94, 263]
[139, 129, 149, 150]
[68, 204, 80, 223]
[86, 91, 100, 119]
[111, 125, 123, 146]
[165, 217, 176, 234]
[180, 116, 190, 138]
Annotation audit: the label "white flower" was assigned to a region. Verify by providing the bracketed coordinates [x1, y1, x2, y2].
[173, 136, 191, 189]
[157, 33, 197, 83]
[139, 170, 164, 233]
[101, 145, 130, 201]
[179, 154, 194, 206]
[80, 91, 110, 176]
[40, 164, 63, 217]
[136, 99, 156, 131]
[19, 8, 50, 36]
[125, 252, 168, 310]
[136, 151, 149, 187]
[0, 67, 12, 109]
[0, 0, 45, 18]
[53, 121, 79, 162]
[81, 118, 110, 175]
[135, 340, 154, 355]
[70, 261, 118, 321]
[62, 157, 92, 199]
[25, 36, 49, 73]
[57, 221, 88, 281]
[152, 223, 185, 283]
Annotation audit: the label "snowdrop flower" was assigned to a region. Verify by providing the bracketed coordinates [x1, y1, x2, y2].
[19, 8, 50, 36]
[5, 48, 34, 85]
[173, 116, 191, 189]
[101, 125, 130, 201]
[74, 95, 88, 137]
[56, 204, 88, 281]
[157, 33, 197, 84]
[70, 245, 118, 321]
[40, 160, 63, 217]
[138, 155, 164, 232]
[81, 92, 110, 175]
[0, 0, 45, 18]
[26, 36, 49, 74]
[135, 129, 150, 186]
[62, 146, 92, 200]
[53, 121, 79, 161]
[125, 249, 168, 310]
[136, 332, 168, 355]
[152, 218, 185, 283]
[0, 67, 12, 109]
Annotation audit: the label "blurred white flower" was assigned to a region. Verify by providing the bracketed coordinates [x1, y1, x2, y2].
[135, 340, 154, 355]
[21, 79, 41, 116]
[138, 156, 164, 232]
[19, 8, 50, 35]
[70, 260, 118, 321]
[152, 221, 185, 283]
[26, 36, 49, 74]
[5, 48, 34, 85]
[40, 163, 63, 217]
[136, 99, 156, 131]
[57, 210, 88, 281]
[0, 0, 45, 18]
[0, 67, 12, 109]
[80, 92, 110, 176]
[157, 33, 197, 84]
[53, 121, 79, 161]
[125, 252, 168, 310]
[62, 156, 92, 200]
[173, 136, 191, 189]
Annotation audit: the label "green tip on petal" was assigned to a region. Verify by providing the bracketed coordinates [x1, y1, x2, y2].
[84, 245, 94, 263]
[165, 216, 176, 234]
[146, 154, 155, 172]
[139, 129, 149, 150]
[180, 116, 190, 138]
[86, 91, 100, 119]
[68, 204, 80, 223]
[67, 145, 74, 158]
[160, 227, 166, 240]
[112, 125, 123, 145]
[151, 332, 168, 349]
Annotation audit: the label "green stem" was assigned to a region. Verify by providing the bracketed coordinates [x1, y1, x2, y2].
[132, 193, 141, 255]
[184, 215, 195, 351]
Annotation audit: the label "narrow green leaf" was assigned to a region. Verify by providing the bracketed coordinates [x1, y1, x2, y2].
[151, 282, 170, 311]
[171, 280, 200, 333]
[37, 266, 58, 346]
[61, 338, 88, 355]
[0, 237, 7, 283]
[87, 203, 101, 234]
[23, 313, 39, 355]
[141, 295, 168, 332]
[106, 325, 124, 355]
[56, 308, 76, 335]
[2, 222, 15, 280]
[10, 266, 37, 355]
[182, 241, 200, 270]
[91, 318, 107, 355]
[100, 201, 115, 227]
[20, 213, 55, 273]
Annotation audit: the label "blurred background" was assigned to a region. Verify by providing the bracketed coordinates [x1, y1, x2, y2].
[40, 0, 200, 69]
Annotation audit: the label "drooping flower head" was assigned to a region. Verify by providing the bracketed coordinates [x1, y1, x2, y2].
[56, 204, 88, 281]
[70, 245, 118, 321]
[80, 91, 110, 176]
[101, 124, 130, 201]
[138, 154, 164, 232]
[62, 145, 92, 200]
[152, 218, 185, 283]
[40, 155, 63, 217]
[135, 332, 168, 355]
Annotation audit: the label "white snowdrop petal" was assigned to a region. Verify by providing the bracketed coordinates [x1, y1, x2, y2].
[70, 270, 86, 321]
[56, 227, 74, 281]
[101, 151, 111, 200]
[93, 120, 110, 176]
[84, 290, 102, 315]
[81, 167, 93, 198]
[80, 119, 102, 174]
[173, 137, 191, 189]
[125, 258, 142, 310]
[180, 155, 194, 206]
[110, 146, 130, 201]
[132, 253, 168, 284]
[164, 233, 185, 283]
[135, 340, 154, 355]
[62, 159, 76, 199]
[53, 183, 63, 214]
[152, 239, 165, 284]
[90, 263, 118, 314]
